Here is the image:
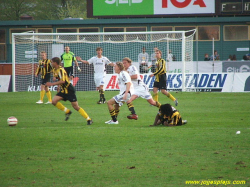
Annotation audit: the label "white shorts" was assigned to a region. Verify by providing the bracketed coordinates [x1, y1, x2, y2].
[113, 92, 132, 104]
[133, 85, 152, 100]
[94, 73, 105, 87]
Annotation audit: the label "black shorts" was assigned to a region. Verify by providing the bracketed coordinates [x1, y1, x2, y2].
[153, 74, 167, 90]
[56, 84, 77, 102]
[64, 66, 74, 77]
[41, 74, 51, 85]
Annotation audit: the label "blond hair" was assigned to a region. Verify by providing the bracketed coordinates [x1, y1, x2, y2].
[116, 61, 124, 71]
[122, 57, 132, 64]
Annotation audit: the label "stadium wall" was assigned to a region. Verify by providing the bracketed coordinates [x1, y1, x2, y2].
[0, 17, 250, 63]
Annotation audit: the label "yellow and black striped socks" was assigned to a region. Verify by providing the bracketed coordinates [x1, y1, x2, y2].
[127, 102, 136, 115]
[155, 101, 161, 108]
[109, 109, 117, 121]
[115, 109, 120, 118]
[99, 89, 105, 101]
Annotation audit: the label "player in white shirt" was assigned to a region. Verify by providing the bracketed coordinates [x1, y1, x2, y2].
[138, 47, 149, 74]
[122, 57, 161, 117]
[167, 49, 173, 62]
[150, 47, 158, 73]
[76, 47, 113, 104]
[105, 62, 137, 124]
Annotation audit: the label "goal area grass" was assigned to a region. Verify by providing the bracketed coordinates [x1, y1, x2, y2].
[0, 91, 249, 186]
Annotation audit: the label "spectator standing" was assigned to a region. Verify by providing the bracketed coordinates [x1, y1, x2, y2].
[204, 53, 210, 61]
[227, 55, 232, 61]
[231, 54, 237, 61]
[150, 47, 158, 73]
[167, 49, 173, 62]
[138, 47, 149, 74]
[242, 55, 249, 61]
[210, 50, 220, 61]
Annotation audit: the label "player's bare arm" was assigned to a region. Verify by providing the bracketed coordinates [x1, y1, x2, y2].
[76, 56, 90, 64]
[46, 80, 65, 87]
[130, 74, 138, 79]
[75, 59, 79, 67]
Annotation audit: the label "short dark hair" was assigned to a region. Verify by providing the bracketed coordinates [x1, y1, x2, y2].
[51, 57, 61, 65]
[243, 55, 248, 60]
[96, 47, 103, 51]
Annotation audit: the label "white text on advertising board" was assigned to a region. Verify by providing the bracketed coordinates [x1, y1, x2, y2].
[105, 0, 143, 6]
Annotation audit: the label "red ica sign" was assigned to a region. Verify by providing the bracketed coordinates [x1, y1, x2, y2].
[155, 0, 215, 14]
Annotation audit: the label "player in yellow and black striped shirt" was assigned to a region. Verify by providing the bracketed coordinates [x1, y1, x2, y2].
[35, 51, 52, 104]
[46, 57, 93, 125]
[150, 104, 187, 126]
[149, 49, 178, 106]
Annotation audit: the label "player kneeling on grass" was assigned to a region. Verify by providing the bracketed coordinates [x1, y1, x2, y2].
[46, 57, 93, 125]
[150, 104, 187, 126]
[105, 62, 137, 124]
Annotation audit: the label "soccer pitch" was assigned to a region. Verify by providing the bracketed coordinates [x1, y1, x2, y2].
[0, 91, 249, 186]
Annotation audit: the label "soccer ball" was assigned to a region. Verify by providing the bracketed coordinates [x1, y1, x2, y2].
[7, 116, 18, 126]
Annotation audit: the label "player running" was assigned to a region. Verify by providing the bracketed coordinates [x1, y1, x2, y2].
[46, 57, 93, 125]
[105, 62, 137, 124]
[122, 57, 161, 120]
[76, 47, 113, 104]
[35, 51, 52, 104]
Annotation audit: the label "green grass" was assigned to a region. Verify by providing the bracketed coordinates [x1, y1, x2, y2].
[0, 91, 249, 187]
